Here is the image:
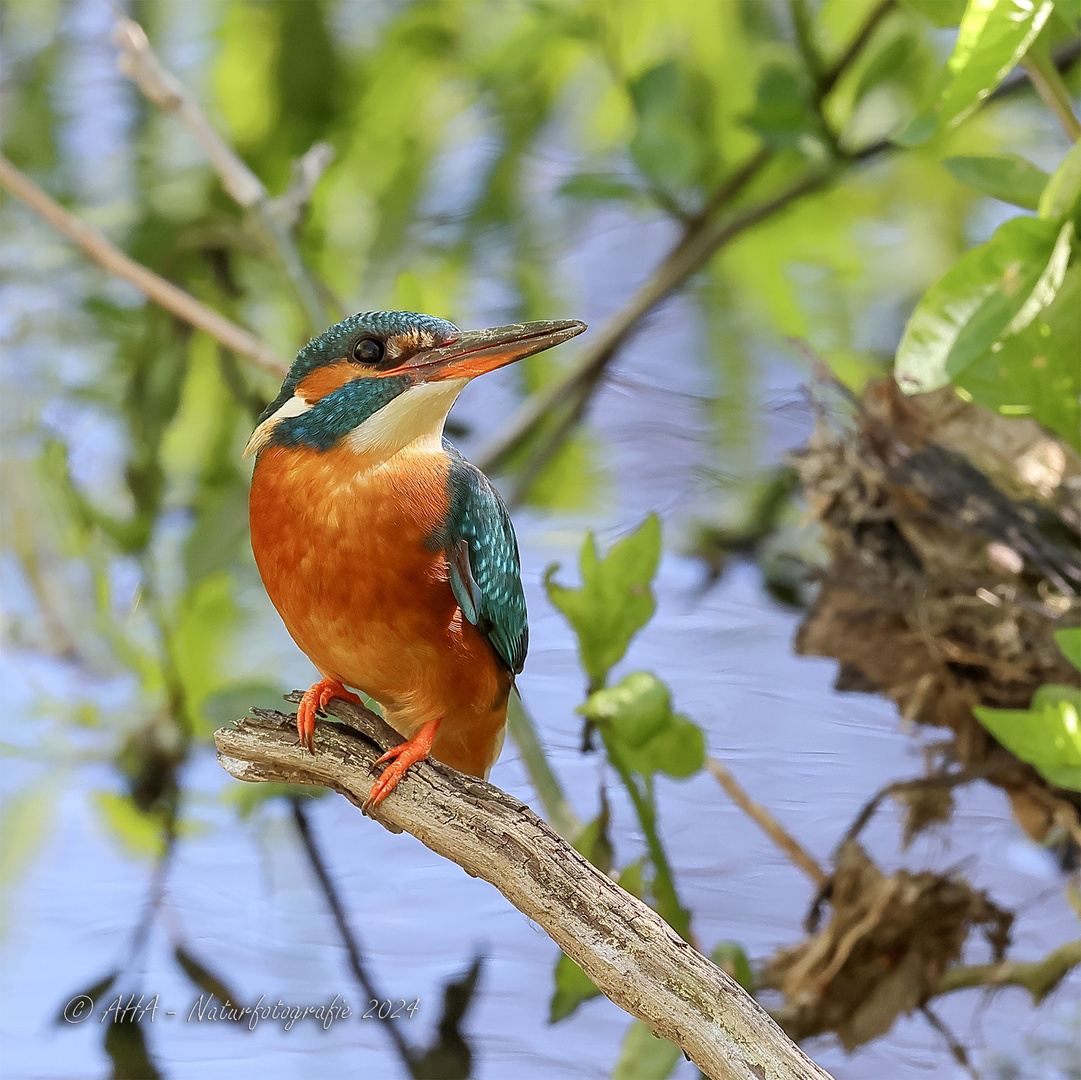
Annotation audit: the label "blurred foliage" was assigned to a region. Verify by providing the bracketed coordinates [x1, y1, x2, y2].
[2, 0, 1079, 1076]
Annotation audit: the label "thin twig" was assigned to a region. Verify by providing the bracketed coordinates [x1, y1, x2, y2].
[289, 799, 419, 1077]
[834, 770, 983, 855]
[482, 168, 833, 482]
[216, 706, 834, 1080]
[789, 0, 826, 94]
[0, 154, 288, 377]
[920, 1003, 979, 1080]
[936, 939, 1081, 1002]
[112, 14, 333, 334]
[270, 142, 337, 233]
[820, 0, 897, 93]
[126, 828, 178, 969]
[706, 756, 826, 888]
[686, 146, 773, 232]
[1021, 52, 1081, 142]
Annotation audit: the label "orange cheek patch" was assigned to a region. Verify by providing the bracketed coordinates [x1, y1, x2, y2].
[295, 360, 371, 403]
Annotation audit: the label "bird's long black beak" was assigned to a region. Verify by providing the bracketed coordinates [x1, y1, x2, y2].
[400, 319, 586, 382]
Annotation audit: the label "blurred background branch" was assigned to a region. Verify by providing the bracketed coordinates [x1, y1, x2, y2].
[0, 153, 287, 376]
[112, 13, 336, 333]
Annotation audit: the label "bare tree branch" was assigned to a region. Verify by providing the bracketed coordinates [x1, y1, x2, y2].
[706, 756, 827, 888]
[936, 939, 1081, 1003]
[0, 154, 288, 378]
[215, 704, 834, 1080]
[919, 1004, 979, 1080]
[112, 14, 334, 334]
[474, 24, 1080, 489]
[1021, 51, 1081, 142]
[479, 167, 832, 484]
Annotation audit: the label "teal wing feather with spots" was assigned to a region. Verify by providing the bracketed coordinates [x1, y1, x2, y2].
[436, 444, 528, 674]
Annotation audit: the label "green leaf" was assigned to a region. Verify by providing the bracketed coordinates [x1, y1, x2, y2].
[628, 713, 706, 779]
[559, 173, 639, 201]
[611, 1021, 681, 1080]
[550, 952, 601, 1022]
[711, 941, 755, 993]
[629, 62, 704, 189]
[104, 1008, 161, 1080]
[580, 672, 672, 746]
[545, 514, 661, 688]
[174, 947, 246, 1019]
[581, 673, 706, 779]
[895, 215, 1065, 394]
[1038, 140, 1081, 221]
[899, 0, 970, 27]
[1, 782, 56, 904]
[954, 261, 1081, 448]
[944, 154, 1050, 210]
[974, 684, 1081, 791]
[742, 63, 820, 151]
[171, 572, 240, 733]
[1055, 629, 1081, 673]
[411, 957, 483, 1080]
[935, 0, 1054, 134]
[54, 971, 118, 1026]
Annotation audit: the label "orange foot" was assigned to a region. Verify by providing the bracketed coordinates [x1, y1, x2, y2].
[363, 718, 443, 813]
[297, 678, 362, 753]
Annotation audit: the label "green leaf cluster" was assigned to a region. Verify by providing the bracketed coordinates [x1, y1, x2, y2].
[545, 514, 661, 690]
[899, 0, 1056, 143]
[580, 672, 705, 780]
[973, 630, 1081, 791]
[896, 140, 1081, 448]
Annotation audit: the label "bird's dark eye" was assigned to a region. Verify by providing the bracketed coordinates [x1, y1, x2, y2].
[352, 337, 385, 365]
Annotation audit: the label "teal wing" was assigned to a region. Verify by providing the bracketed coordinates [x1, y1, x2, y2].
[438, 445, 528, 674]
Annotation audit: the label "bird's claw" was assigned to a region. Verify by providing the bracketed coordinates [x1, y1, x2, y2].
[296, 678, 362, 754]
[362, 717, 442, 813]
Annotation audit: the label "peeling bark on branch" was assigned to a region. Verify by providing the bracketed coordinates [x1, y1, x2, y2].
[214, 702, 833, 1080]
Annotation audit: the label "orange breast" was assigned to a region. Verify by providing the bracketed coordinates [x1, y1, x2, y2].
[249, 442, 510, 777]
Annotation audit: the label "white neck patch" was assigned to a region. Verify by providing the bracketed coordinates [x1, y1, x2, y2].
[244, 394, 313, 458]
[344, 378, 468, 461]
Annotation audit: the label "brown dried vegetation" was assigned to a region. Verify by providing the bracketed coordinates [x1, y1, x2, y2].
[794, 381, 1080, 848]
[760, 382, 1081, 1049]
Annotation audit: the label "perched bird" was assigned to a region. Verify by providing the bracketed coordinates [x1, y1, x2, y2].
[246, 311, 586, 808]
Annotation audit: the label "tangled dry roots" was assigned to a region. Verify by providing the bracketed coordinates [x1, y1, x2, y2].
[761, 840, 1012, 1049]
[793, 381, 1081, 848]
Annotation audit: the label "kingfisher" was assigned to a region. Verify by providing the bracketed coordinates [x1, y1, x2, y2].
[246, 311, 586, 809]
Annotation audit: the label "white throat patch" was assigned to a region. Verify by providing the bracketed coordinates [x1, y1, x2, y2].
[344, 378, 468, 460]
[243, 394, 312, 458]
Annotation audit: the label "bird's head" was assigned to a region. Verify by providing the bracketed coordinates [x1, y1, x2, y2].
[245, 310, 586, 461]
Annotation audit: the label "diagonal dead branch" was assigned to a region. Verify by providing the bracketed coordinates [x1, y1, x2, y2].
[214, 702, 834, 1080]
[0, 154, 288, 377]
[480, 167, 832, 483]
[706, 756, 827, 888]
[112, 14, 333, 333]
